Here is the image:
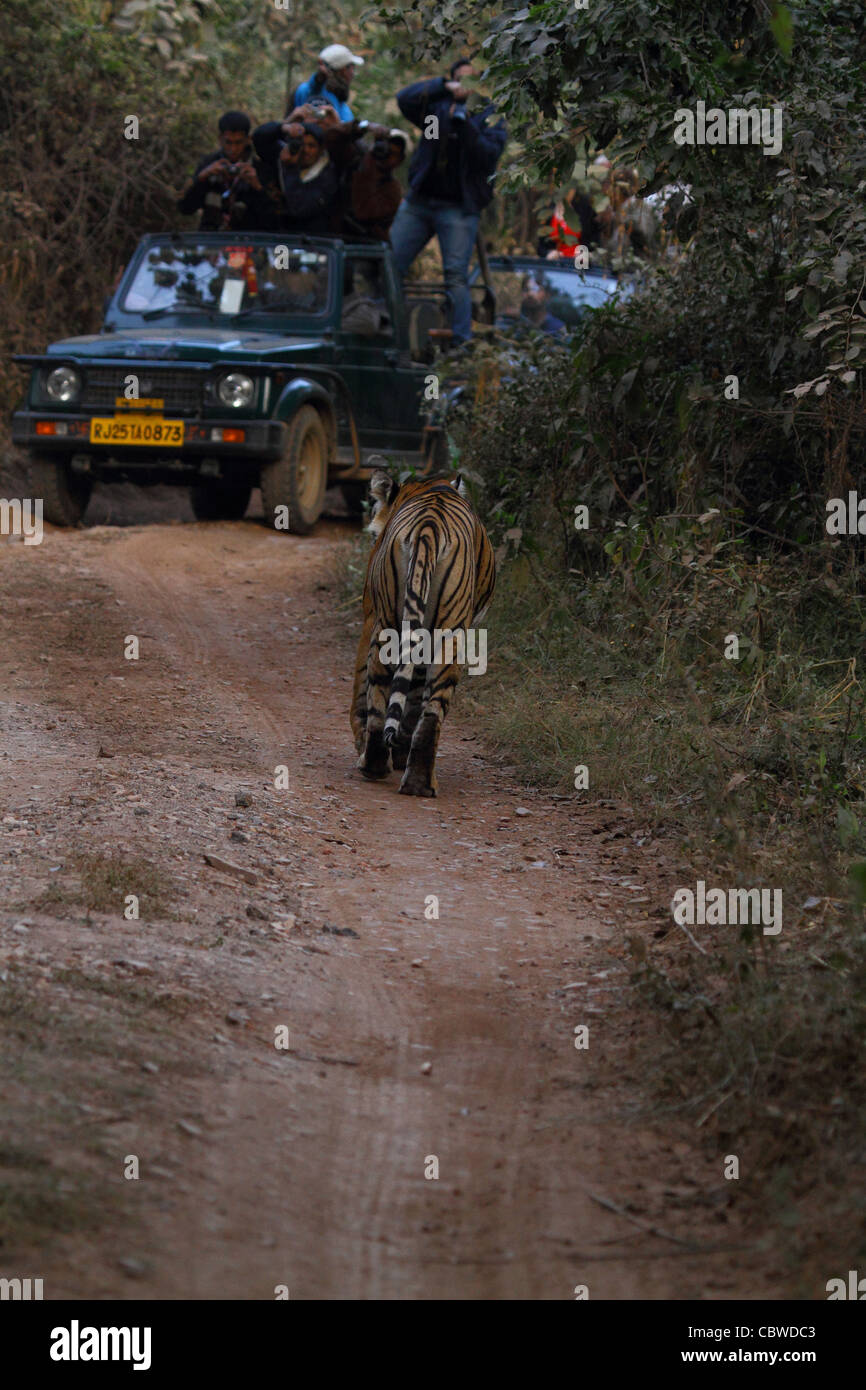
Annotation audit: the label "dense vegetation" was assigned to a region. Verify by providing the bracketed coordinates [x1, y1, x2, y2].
[423, 0, 866, 1273]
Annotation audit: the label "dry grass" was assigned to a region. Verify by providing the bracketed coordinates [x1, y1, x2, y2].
[455, 551, 866, 1272]
[32, 851, 176, 920]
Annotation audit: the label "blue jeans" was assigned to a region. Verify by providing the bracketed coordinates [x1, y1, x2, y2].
[390, 196, 480, 342]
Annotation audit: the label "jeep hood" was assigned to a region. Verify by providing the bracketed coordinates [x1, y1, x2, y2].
[43, 327, 325, 361]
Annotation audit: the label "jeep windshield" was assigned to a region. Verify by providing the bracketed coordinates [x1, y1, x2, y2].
[483, 263, 629, 332]
[120, 241, 331, 320]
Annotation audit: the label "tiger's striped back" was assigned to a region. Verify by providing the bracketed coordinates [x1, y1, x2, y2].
[351, 471, 495, 797]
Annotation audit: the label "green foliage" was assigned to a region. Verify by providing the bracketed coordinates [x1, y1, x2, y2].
[450, 232, 865, 551]
[385, 0, 866, 408]
[421, 4, 866, 1251]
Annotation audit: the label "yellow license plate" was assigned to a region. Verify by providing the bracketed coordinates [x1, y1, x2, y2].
[89, 417, 184, 446]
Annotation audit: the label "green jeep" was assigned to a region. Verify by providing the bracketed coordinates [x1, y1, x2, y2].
[12, 232, 451, 534]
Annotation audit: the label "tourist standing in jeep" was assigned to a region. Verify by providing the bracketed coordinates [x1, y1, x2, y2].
[251, 120, 341, 235]
[176, 111, 271, 232]
[390, 59, 506, 343]
[291, 42, 365, 123]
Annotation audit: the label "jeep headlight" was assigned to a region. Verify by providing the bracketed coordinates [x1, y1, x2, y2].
[218, 372, 255, 409]
[44, 366, 82, 403]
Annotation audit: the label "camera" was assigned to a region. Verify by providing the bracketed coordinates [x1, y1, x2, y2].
[371, 137, 390, 162]
[286, 136, 303, 156]
[223, 162, 242, 178]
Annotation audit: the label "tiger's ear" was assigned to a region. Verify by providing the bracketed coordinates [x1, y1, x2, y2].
[370, 469, 398, 508]
[368, 469, 399, 535]
[450, 473, 469, 499]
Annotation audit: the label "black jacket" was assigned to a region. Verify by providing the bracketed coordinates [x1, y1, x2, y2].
[177, 149, 273, 231]
[252, 123, 340, 234]
[396, 78, 507, 215]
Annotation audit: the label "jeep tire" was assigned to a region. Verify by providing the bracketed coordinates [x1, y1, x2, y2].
[260, 406, 328, 535]
[27, 455, 92, 527]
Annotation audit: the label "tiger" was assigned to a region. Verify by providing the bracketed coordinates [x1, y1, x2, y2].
[350, 469, 496, 797]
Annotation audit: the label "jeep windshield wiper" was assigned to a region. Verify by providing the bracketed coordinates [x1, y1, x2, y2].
[233, 303, 314, 319]
[141, 297, 217, 322]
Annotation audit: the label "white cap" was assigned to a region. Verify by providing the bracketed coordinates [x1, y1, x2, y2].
[320, 43, 365, 70]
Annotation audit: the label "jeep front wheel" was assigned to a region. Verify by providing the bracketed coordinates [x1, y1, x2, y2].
[260, 406, 328, 535]
[27, 455, 92, 527]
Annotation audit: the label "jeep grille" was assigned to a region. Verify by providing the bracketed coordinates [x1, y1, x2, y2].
[81, 368, 203, 414]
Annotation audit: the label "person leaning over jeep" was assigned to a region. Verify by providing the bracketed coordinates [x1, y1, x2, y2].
[252, 119, 340, 234]
[345, 128, 407, 240]
[319, 118, 408, 240]
[390, 58, 506, 342]
[176, 111, 271, 231]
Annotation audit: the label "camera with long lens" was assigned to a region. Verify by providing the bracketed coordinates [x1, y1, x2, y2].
[371, 137, 390, 162]
[286, 136, 303, 156]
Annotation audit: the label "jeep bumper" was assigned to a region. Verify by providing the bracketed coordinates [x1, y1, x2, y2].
[11, 411, 286, 463]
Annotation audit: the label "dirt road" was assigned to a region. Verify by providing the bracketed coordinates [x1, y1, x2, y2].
[0, 493, 779, 1299]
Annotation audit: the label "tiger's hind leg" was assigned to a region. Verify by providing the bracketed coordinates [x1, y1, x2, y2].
[359, 642, 393, 781]
[351, 656, 370, 755]
[390, 673, 425, 771]
[399, 661, 460, 797]
[351, 614, 378, 754]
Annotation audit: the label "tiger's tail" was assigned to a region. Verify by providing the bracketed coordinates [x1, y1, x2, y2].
[383, 521, 439, 747]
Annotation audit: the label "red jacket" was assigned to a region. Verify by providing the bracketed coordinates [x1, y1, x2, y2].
[550, 211, 582, 256]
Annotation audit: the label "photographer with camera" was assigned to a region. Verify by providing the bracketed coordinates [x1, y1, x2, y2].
[319, 119, 408, 240]
[253, 119, 340, 234]
[176, 111, 271, 231]
[391, 59, 507, 343]
[285, 101, 342, 132]
[291, 42, 365, 123]
[345, 127, 407, 241]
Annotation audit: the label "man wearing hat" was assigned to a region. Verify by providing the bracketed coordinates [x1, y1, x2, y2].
[292, 43, 365, 123]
